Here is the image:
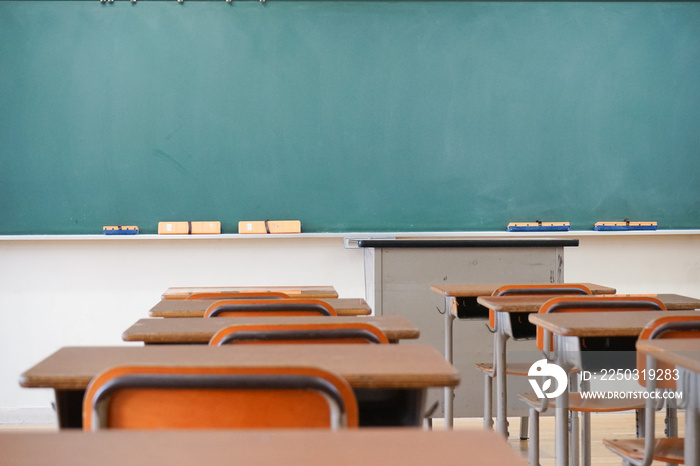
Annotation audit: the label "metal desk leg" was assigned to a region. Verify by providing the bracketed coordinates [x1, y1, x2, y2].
[551, 335, 571, 466]
[569, 372, 580, 466]
[528, 406, 540, 466]
[663, 403, 676, 466]
[555, 385, 570, 466]
[579, 378, 590, 466]
[495, 325, 509, 437]
[685, 370, 699, 466]
[444, 297, 455, 429]
[570, 411, 580, 466]
[580, 412, 590, 466]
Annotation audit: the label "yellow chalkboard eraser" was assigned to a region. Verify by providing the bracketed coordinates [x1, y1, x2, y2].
[158, 221, 221, 235]
[238, 220, 301, 234]
[103, 225, 139, 235]
[507, 221, 570, 232]
[594, 221, 657, 231]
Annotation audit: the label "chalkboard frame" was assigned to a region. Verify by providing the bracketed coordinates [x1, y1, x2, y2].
[1, 1, 699, 234]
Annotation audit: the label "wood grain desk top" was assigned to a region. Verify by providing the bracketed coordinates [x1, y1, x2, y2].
[0, 428, 527, 466]
[430, 283, 616, 297]
[162, 286, 338, 300]
[123, 315, 419, 344]
[19, 344, 459, 390]
[150, 297, 371, 317]
[529, 310, 700, 338]
[477, 294, 700, 313]
[636, 338, 700, 374]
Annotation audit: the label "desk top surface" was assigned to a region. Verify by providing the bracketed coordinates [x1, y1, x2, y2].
[19, 344, 459, 390]
[636, 338, 700, 374]
[430, 283, 616, 298]
[150, 297, 371, 317]
[0, 428, 527, 466]
[529, 310, 700, 337]
[162, 286, 338, 300]
[123, 315, 419, 344]
[477, 294, 700, 313]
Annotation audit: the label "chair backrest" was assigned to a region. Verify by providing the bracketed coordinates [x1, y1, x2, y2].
[637, 315, 700, 388]
[488, 283, 592, 329]
[209, 322, 390, 346]
[186, 292, 290, 300]
[536, 295, 667, 351]
[83, 365, 358, 430]
[204, 299, 337, 317]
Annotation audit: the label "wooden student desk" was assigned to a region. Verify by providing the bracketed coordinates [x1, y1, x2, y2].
[430, 282, 616, 429]
[19, 344, 459, 429]
[635, 338, 700, 466]
[149, 297, 371, 317]
[474, 293, 700, 436]
[0, 428, 528, 466]
[123, 315, 420, 344]
[529, 310, 700, 343]
[528, 310, 700, 466]
[161, 286, 338, 300]
[479, 293, 700, 314]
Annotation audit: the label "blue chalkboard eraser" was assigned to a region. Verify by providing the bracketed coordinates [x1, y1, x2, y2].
[507, 222, 570, 232]
[594, 221, 657, 231]
[103, 225, 139, 235]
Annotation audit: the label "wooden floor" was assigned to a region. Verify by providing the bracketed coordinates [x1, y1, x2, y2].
[433, 412, 685, 466]
[0, 412, 686, 465]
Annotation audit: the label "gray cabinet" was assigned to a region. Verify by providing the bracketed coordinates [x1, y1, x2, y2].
[359, 239, 578, 419]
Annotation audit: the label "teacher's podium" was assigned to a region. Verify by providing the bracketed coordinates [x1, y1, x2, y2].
[356, 238, 579, 420]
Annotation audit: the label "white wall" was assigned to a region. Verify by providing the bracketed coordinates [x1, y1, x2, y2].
[565, 234, 700, 296]
[1, 232, 698, 424]
[0, 235, 365, 424]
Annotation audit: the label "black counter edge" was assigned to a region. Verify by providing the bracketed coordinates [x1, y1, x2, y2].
[356, 239, 579, 248]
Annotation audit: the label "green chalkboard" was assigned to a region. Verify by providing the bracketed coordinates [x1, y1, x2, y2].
[1, 1, 699, 234]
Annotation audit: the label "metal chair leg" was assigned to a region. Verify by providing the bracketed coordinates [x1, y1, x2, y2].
[484, 372, 494, 430]
[520, 415, 529, 440]
[665, 403, 678, 437]
[635, 408, 645, 438]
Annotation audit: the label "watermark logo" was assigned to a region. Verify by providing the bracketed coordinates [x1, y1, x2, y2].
[528, 359, 568, 399]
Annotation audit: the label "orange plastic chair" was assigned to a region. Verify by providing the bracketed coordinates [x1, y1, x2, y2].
[637, 314, 700, 389]
[204, 299, 337, 317]
[535, 295, 666, 351]
[520, 296, 667, 466]
[604, 315, 700, 465]
[209, 322, 389, 346]
[186, 292, 290, 300]
[83, 365, 358, 430]
[487, 283, 593, 330]
[475, 284, 592, 436]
